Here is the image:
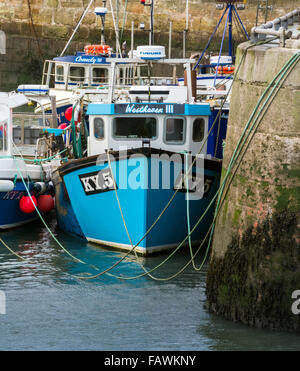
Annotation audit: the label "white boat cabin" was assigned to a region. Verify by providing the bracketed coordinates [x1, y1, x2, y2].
[86, 99, 211, 158]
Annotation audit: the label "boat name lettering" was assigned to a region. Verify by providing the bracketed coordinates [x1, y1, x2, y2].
[126, 104, 163, 114]
[174, 174, 214, 197]
[75, 56, 104, 64]
[115, 104, 184, 115]
[2, 191, 25, 200]
[79, 168, 116, 196]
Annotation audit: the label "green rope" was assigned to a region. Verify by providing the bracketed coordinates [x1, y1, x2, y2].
[70, 37, 284, 281]
[209, 49, 300, 247]
[0, 148, 68, 163]
[86, 38, 298, 282]
[11, 151, 86, 265]
[0, 237, 25, 260]
[109, 50, 300, 282]
[4, 37, 290, 283]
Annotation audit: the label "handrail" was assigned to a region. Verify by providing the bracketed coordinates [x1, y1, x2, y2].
[251, 7, 300, 45]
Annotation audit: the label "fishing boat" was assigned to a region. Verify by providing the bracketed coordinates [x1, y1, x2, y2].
[0, 91, 58, 229]
[35, 3, 133, 126]
[51, 47, 226, 254]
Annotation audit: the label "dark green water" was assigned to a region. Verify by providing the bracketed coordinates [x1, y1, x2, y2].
[0, 214, 299, 351]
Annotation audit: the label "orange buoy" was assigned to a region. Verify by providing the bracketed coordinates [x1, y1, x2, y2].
[37, 195, 55, 213]
[84, 44, 110, 55]
[216, 65, 235, 75]
[19, 195, 37, 214]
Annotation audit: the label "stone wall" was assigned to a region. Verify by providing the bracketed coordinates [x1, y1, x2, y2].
[206, 41, 300, 332]
[0, 1, 299, 41]
[0, 0, 299, 90]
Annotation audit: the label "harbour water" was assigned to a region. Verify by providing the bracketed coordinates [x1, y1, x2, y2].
[0, 213, 299, 351]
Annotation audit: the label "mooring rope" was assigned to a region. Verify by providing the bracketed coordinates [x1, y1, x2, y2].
[2, 37, 291, 283]
[105, 45, 300, 282]
[0, 237, 25, 261]
[209, 49, 300, 249]
[10, 143, 86, 265]
[30, 37, 284, 281]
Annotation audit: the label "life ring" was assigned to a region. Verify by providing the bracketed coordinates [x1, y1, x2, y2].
[215, 65, 235, 75]
[84, 44, 110, 55]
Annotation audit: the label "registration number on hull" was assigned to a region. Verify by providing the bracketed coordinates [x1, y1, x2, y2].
[79, 168, 115, 196]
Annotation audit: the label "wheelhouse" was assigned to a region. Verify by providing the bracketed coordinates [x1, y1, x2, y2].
[42, 54, 145, 90]
[85, 103, 211, 158]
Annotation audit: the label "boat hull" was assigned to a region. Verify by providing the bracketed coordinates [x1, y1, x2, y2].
[57, 149, 221, 255]
[53, 173, 85, 238]
[0, 180, 38, 229]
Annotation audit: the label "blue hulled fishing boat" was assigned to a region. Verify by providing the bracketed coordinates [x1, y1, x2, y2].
[52, 49, 226, 254]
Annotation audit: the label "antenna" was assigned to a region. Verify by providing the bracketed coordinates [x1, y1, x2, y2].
[183, 0, 189, 58]
[94, 5, 108, 45]
[193, 1, 249, 72]
[140, 0, 154, 45]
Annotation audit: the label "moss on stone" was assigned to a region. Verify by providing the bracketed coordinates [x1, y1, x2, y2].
[232, 208, 242, 225]
[206, 210, 300, 332]
[275, 185, 300, 212]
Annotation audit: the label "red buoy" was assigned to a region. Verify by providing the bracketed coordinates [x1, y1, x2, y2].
[19, 195, 37, 214]
[58, 123, 67, 130]
[64, 106, 73, 122]
[37, 195, 55, 213]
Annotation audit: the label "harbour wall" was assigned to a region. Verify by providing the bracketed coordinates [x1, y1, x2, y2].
[0, 0, 299, 90]
[206, 40, 300, 332]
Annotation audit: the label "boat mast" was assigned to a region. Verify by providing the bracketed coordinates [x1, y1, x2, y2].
[99, 0, 108, 45]
[183, 0, 189, 58]
[228, 2, 233, 57]
[60, 0, 95, 56]
[140, 0, 154, 45]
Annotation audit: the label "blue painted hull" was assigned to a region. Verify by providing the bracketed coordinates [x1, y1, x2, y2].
[207, 108, 229, 160]
[54, 179, 85, 238]
[57, 149, 221, 254]
[0, 180, 38, 229]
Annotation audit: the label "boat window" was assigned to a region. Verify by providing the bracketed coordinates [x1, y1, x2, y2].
[113, 117, 157, 140]
[192, 118, 205, 142]
[92, 68, 108, 84]
[94, 118, 104, 140]
[13, 126, 42, 145]
[165, 118, 185, 144]
[69, 66, 85, 83]
[56, 65, 64, 82]
[0, 124, 7, 151]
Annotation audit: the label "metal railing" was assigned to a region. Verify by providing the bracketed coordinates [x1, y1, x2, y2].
[251, 7, 300, 45]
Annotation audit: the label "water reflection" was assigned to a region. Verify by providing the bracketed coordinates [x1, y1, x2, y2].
[0, 214, 299, 350]
[0, 211, 208, 288]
